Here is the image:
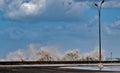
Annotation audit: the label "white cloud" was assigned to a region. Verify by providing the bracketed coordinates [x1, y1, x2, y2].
[5, 0, 46, 20]
[20, 3, 38, 15]
[114, 20, 120, 26]
[20, 0, 46, 15]
[1, 0, 89, 21]
[110, 19, 120, 30]
[88, 15, 98, 27]
[0, 0, 4, 10]
[105, 26, 112, 35]
[105, 19, 120, 35]
[2, 0, 120, 21]
[103, 0, 120, 8]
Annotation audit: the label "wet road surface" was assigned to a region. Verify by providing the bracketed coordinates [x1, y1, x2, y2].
[0, 66, 120, 73]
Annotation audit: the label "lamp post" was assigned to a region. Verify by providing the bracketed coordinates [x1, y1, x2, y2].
[95, 0, 104, 70]
[95, 0, 104, 63]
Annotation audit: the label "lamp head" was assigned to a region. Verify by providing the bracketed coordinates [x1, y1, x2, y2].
[101, 0, 104, 4]
[95, 3, 98, 6]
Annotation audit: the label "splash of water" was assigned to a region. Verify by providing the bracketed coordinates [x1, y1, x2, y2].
[61, 49, 80, 61]
[6, 49, 26, 61]
[2, 44, 105, 61]
[81, 47, 105, 61]
[27, 45, 60, 61]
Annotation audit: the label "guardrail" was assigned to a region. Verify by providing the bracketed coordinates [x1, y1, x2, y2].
[0, 61, 120, 65]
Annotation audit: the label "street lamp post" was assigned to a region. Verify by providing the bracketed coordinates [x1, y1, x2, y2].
[95, 0, 104, 63]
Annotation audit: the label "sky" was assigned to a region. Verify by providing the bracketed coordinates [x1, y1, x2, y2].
[0, 0, 120, 59]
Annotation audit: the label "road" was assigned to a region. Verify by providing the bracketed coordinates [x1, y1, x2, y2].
[0, 65, 120, 73]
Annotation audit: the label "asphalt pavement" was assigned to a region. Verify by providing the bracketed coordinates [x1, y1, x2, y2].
[0, 66, 120, 73]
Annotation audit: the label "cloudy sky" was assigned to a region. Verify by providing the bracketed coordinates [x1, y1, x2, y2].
[0, 0, 120, 58]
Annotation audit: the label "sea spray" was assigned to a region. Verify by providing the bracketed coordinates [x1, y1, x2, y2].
[2, 44, 105, 61]
[6, 49, 26, 61]
[0, 59, 5, 61]
[27, 46, 60, 61]
[33, 47, 59, 61]
[61, 49, 80, 61]
[82, 47, 105, 61]
[27, 44, 40, 61]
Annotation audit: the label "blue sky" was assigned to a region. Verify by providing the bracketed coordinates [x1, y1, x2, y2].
[0, 0, 120, 58]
